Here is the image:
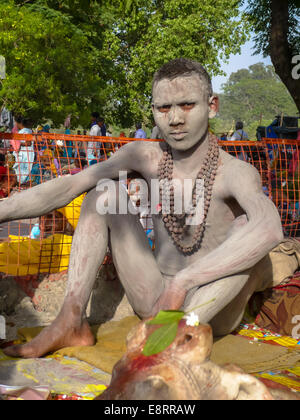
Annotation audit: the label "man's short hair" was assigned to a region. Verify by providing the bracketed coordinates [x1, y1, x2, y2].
[136, 122, 142, 130]
[15, 115, 23, 124]
[152, 58, 213, 97]
[236, 121, 244, 130]
[91, 112, 100, 119]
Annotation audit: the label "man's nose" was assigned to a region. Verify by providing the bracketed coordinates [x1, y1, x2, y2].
[169, 106, 184, 126]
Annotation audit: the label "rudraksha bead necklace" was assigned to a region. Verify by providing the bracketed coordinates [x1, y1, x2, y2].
[158, 133, 220, 255]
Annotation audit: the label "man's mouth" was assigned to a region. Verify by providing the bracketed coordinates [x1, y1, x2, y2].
[170, 132, 188, 139]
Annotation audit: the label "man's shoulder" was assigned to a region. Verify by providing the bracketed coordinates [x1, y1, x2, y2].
[124, 139, 160, 154]
[220, 149, 260, 180]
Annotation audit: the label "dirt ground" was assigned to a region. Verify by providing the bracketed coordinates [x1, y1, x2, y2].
[0, 263, 135, 341]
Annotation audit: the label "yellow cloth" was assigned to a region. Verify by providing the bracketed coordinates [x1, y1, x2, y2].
[57, 193, 86, 229]
[0, 234, 72, 276]
[17, 317, 300, 387]
[0, 194, 86, 276]
[56, 317, 140, 374]
[211, 334, 300, 374]
[41, 149, 57, 176]
[0, 349, 108, 398]
[17, 316, 140, 374]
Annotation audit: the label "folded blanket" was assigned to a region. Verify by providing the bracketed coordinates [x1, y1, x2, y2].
[251, 274, 300, 337]
[253, 238, 300, 291]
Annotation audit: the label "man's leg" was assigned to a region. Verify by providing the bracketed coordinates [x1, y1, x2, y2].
[4, 185, 165, 358]
[183, 268, 260, 337]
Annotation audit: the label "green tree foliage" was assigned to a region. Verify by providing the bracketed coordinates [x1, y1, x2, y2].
[240, 0, 300, 112]
[242, 0, 300, 57]
[0, 0, 104, 126]
[0, 0, 249, 127]
[100, 0, 249, 126]
[213, 63, 298, 138]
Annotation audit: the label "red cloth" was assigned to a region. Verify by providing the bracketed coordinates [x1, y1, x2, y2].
[289, 149, 299, 175]
[0, 166, 7, 181]
[0, 166, 7, 198]
[251, 273, 300, 336]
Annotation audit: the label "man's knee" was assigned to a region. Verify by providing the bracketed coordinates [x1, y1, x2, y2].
[127, 290, 161, 320]
[95, 180, 131, 217]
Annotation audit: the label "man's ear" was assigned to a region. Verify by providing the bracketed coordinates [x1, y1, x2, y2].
[208, 95, 219, 119]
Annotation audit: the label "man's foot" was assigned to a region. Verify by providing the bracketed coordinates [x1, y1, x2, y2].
[3, 319, 95, 359]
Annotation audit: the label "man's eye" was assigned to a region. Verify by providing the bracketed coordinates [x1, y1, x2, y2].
[157, 105, 171, 113]
[180, 103, 195, 110]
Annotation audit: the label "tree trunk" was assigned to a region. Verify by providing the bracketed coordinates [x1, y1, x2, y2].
[270, 0, 300, 114]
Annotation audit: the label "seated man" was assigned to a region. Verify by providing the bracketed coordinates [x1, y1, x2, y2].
[1, 58, 283, 358]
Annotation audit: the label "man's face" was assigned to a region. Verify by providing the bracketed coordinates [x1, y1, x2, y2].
[152, 75, 217, 151]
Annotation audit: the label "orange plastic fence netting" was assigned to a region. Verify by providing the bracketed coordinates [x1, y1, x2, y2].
[0, 133, 298, 276]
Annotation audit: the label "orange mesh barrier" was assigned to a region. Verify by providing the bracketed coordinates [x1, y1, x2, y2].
[0, 133, 298, 276]
[220, 138, 300, 237]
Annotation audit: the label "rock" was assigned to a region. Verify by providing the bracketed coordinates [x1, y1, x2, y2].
[0, 279, 26, 315]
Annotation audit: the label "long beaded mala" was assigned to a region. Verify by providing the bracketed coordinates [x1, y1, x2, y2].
[158, 133, 220, 255]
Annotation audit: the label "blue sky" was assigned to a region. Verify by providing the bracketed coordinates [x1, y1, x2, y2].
[212, 40, 272, 93]
[212, 0, 272, 93]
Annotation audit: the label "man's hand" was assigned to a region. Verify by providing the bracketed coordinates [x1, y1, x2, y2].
[153, 283, 187, 315]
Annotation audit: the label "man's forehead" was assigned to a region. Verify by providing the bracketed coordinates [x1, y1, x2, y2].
[152, 75, 207, 103]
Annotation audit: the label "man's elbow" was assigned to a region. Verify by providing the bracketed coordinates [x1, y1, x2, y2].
[266, 220, 284, 248]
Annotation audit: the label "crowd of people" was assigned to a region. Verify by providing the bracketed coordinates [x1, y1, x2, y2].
[0, 112, 155, 241]
[0, 113, 298, 233]
[0, 110, 157, 202]
[0, 112, 113, 197]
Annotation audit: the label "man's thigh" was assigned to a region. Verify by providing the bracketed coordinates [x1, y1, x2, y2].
[97, 184, 166, 318]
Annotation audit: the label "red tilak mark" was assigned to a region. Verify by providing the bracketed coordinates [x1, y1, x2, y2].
[130, 354, 160, 372]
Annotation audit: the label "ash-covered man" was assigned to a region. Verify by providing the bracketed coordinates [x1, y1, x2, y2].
[1, 58, 283, 358]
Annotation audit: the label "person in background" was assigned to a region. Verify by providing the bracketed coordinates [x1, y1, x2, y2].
[90, 112, 99, 128]
[10, 116, 23, 153]
[12, 120, 19, 134]
[98, 117, 107, 137]
[30, 148, 58, 185]
[87, 113, 101, 165]
[13, 117, 35, 185]
[230, 121, 249, 141]
[230, 121, 249, 161]
[0, 153, 17, 198]
[62, 152, 87, 175]
[10, 117, 20, 152]
[42, 124, 51, 134]
[70, 152, 87, 175]
[134, 122, 147, 139]
[97, 118, 107, 158]
[63, 128, 73, 159]
[74, 130, 83, 158]
[220, 133, 228, 141]
[35, 125, 49, 151]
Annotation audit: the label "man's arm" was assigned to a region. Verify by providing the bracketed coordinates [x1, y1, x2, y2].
[174, 160, 284, 291]
[0, 141, 147, 223]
